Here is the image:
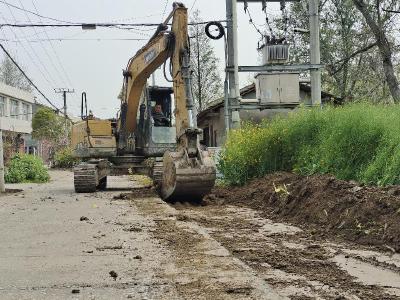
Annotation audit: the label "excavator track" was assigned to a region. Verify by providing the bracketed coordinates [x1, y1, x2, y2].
[74, 164, 98, 193]
[74, 160, 110, 193]
[152, 161, 163, 186]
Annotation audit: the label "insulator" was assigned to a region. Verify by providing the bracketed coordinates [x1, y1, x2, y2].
[261, 0, 267, 12]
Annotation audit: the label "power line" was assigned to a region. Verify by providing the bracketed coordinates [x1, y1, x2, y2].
[31, 0, 79, 112]
[18, 0, 68, 90]
[0, 0, 75, 24]
[0, 38, 150, 42]
[0, 43, 60, 111]
[161, 0, 170, 21]
[1, 8, 57, 90]
[244, 5, 264, 38]
[0, 20, 227, 29]
[190, 0, 198, 12]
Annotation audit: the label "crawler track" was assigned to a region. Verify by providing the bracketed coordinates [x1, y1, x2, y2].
[73, 163, 98, 193]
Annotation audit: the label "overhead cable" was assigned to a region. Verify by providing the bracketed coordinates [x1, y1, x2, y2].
[0, 20, 227, 29]
[0, 43, 60, 111]
[0, 0, 75, 24]
[3, 5, 58, 88]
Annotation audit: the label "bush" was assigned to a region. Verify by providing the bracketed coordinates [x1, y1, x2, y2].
[219, 103, 400, 186]
[5, 154, 50, 183]
[53, 147, 79, 168]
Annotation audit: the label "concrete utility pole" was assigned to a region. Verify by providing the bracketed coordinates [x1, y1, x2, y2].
[226, 0, 241, 130]
[54, 88, 74, 117]
[309, 0, 321, 106]
[0, 130, 5, 193]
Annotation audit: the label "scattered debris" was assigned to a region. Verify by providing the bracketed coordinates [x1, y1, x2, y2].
[96, 245, 123, 251]
[123, 226, 142, 232]
[225, 287, 253, 295]
[109, 270, 118, 280]
[112, 193, 128, 200]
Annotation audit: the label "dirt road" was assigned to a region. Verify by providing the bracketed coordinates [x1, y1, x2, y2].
[0, 170, 399, 299]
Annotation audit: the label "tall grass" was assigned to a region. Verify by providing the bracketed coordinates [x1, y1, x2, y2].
[219, 103, 400, 186]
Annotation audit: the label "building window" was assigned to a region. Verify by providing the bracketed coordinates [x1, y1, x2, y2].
[0, 96, 5, 117]
[10, 99, 19, 119]
[22, 103, 30, 121]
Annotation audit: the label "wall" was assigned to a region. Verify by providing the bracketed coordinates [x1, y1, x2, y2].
[0, 82, 34, 134]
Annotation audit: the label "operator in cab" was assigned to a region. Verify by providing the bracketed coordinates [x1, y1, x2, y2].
[152, 104, 169, 127]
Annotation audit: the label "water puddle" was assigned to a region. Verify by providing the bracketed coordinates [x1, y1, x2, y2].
[332, 254, 400, 289]
[341, 248, 400, 268]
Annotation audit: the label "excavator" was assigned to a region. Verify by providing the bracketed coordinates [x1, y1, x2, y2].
[71, 2, 216, 201]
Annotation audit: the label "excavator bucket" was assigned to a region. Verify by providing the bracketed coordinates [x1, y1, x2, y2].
[161, 149, 216, 202]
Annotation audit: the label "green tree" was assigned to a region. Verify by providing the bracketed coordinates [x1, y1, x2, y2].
[0, 55, 32, 91]
[32, 107, 65, 143]
[352, 0, 400, 102]
[289, 0, 399, 102]
[189, 10, 223, 111]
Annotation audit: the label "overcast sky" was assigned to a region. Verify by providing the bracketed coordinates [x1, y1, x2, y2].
[0, 0, 284, 118]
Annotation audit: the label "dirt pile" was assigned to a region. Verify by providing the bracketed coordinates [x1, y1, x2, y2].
[205, 172, 400, 252]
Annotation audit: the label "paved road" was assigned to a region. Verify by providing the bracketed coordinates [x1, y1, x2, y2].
[0, 171, 181, 299]
[0, 171, 283, 300]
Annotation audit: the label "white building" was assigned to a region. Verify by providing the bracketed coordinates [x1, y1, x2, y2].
[0, 81, 34, 134]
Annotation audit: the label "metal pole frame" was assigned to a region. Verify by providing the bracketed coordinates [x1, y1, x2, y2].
[224, 0, 322, 133]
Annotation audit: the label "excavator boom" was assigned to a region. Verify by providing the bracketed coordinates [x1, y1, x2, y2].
[121, 2, 216, 201]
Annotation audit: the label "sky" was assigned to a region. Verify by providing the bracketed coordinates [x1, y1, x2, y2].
[0, 0, 285, 118]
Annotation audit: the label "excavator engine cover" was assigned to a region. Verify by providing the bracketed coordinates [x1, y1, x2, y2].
[161, 148, 216, 202]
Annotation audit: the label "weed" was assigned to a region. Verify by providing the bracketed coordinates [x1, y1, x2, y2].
[219, 103, 400, 186]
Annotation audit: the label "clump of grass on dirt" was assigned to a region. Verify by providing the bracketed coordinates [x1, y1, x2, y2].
[5, 154, 50, 183]
[53, 147, 80, 168]
[219, 103, 400, 186]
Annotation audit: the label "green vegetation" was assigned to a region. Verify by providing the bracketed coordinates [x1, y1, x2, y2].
[5, 154, 50, 183]
[53, 147, 79, 168]
[32, 107, 65, 142]
[219, 103, 400, 186]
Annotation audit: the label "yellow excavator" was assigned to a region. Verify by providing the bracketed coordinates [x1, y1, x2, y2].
[71, 3, 216, 201]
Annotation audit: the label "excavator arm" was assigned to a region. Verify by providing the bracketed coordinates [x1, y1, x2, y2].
[121, 2, 216, 201]
[122, 3, 192, 135]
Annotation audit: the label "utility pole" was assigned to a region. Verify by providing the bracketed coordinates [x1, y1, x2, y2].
[226, 0, 241, 130]
[54, 88, 74, 117]
[196, 24, 202, 111]
[0, 130, 5, 193]
[309, 0, 321, 106]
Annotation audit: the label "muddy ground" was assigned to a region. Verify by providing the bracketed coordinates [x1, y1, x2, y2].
[1, 170, 400, 299]
[205, 172, 400, 252]
[128, 172, 400, 299]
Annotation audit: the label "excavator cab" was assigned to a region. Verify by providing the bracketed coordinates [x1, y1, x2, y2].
[135, 86, 176, 157]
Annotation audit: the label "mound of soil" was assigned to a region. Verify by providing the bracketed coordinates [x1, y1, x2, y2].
[205, 172, 400, 252]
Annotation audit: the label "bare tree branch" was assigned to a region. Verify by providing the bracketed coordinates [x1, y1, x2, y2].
[327, 42, 378, 75]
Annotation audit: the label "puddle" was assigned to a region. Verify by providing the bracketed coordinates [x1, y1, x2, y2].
[332, 254, 400, 289]
[341, 248, 400, 268]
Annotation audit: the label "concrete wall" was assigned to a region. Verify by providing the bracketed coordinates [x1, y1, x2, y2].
[0, 82, 34, 134]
